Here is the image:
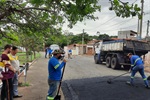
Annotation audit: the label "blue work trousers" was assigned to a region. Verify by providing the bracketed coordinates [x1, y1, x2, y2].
[47, 79, 59, 98]
[12, 73, 19, 96]
[130, 65, 149, 86]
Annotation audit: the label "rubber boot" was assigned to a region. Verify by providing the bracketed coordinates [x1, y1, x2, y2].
[144, 80, 150, 89]
[126, 81, 134, 86]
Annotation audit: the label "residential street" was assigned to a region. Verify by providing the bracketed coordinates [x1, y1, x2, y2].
[0, 52, 65, 100]
[1, 1, 150, 100]
[15, 52, 51, 100]
[2, 52, 149, 100]
[62, 55, 150, 100]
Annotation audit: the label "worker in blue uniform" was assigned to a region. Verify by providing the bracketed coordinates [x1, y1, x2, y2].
[47, 49, 66, 100]
[126, 53, 150, 89]
[48, 48, 53, 58]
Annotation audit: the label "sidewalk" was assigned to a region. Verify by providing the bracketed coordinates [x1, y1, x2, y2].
[16, 52, 64, 100]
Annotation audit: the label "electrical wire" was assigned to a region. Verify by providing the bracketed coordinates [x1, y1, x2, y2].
[98, 18, 136, 30]
[132, 0, 138, 4]
[86, 16, 116, 31]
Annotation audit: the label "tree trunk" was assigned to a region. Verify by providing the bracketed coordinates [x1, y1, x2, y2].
[33, 51, 36, 59]
[30, 53, 32, 62]
[25, 48, 29, 62]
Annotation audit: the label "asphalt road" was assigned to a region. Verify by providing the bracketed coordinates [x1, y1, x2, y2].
[0, 54, 150, 100]
[62, 55, 150, 100]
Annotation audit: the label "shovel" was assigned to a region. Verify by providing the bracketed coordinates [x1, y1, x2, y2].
[54, 63, 66, 100]
[107, 72, 129, 84]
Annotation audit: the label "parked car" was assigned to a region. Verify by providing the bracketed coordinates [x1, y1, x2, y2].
[50, 44, 60, 51]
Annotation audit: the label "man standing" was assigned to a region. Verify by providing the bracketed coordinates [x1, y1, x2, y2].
[0, 44, 15, 100]
[68, 49, 72, 59]
[126, 53, 150, 89]
[47, 49, 66, 100]
[8, 46, 23, 98]
[45, 47, 48, 58]
[48, 48, 53, 58]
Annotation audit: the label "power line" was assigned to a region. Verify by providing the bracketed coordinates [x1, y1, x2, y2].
[120, 19, 147, 29]
[132, 0, 138, 4]
[99, 18, 136, 30]
[84, 17, 137, 33]
[120, 24, 137, 29]
[86, 16, 116, 31]
[98, 23, 147, 32]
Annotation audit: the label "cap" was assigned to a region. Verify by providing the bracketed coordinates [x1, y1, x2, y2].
[52, 49, 64, 54]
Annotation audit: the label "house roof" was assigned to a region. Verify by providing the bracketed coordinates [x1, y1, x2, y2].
[67, 44, 86, 48]
[87, 39, 100, 45]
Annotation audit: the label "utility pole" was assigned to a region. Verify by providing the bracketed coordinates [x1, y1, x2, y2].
[82, 29, 84, 55]
[146, 20, 150, 37]
[139, 0, 144, 39]
[137, 18, 140, 35]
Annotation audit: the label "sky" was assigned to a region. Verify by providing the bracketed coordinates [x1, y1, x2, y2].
[62, 0, 150, 37]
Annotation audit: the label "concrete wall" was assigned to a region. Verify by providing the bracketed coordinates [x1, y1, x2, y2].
[144, 52, 150, 67]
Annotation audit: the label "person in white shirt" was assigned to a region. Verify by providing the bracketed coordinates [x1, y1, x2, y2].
[8, 46, 23, 98]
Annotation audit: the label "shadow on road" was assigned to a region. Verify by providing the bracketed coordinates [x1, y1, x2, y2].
[62, 76, 150, 100]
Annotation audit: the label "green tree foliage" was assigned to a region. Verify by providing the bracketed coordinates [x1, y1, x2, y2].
[44, 32, 117, 46]
[98, 34, 110, 40]
[109, 0, 141, 18]
[9, 29, 44, 61]
[45, 34, 68, 48]
[0, 0, 101, 38]
[0, 0, 141, 49]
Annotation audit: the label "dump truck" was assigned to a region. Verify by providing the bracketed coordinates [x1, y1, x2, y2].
[94, 39, 150, 69]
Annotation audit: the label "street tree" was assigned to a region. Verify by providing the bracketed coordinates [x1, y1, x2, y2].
[98, 34, 110, 40]
[0, 0, 101, 40]
[109, 0, 141, 18]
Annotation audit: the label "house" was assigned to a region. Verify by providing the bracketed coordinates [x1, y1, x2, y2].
[86, 39, 100, 55]
[64, 44, 86, 56]
[118, 30, 138, 39]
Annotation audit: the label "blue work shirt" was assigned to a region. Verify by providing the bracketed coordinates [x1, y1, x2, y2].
[130, 55, 143, 67]
[48, 49, 53, 54]
[68, 49, 72, 53]
[48, 56, 65, 80]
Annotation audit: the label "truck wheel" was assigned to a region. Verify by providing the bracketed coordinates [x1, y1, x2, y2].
[111, 57, 121, 69]
[106, 56, 111, 68]
[94, 55, 99, 64]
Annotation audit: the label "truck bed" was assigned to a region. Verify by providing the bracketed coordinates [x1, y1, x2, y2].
[102, 39, 123, 51]
[102, 39, 150, 53]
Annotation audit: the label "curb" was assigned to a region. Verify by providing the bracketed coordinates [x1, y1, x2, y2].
[64, 81, 79, 100]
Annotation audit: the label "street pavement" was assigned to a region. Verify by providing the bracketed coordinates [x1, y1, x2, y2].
[62, 55, 150, 100]
[1, 53, 150, 100]
[15, 52, 64, 100]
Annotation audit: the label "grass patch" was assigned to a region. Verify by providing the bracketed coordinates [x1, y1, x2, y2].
[0, 51, 41, 65]
[19, 82, 30, 87]
[17, 52, 41, 65]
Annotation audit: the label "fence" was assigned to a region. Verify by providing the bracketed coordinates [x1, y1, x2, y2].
[18, 63, 29, 83]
